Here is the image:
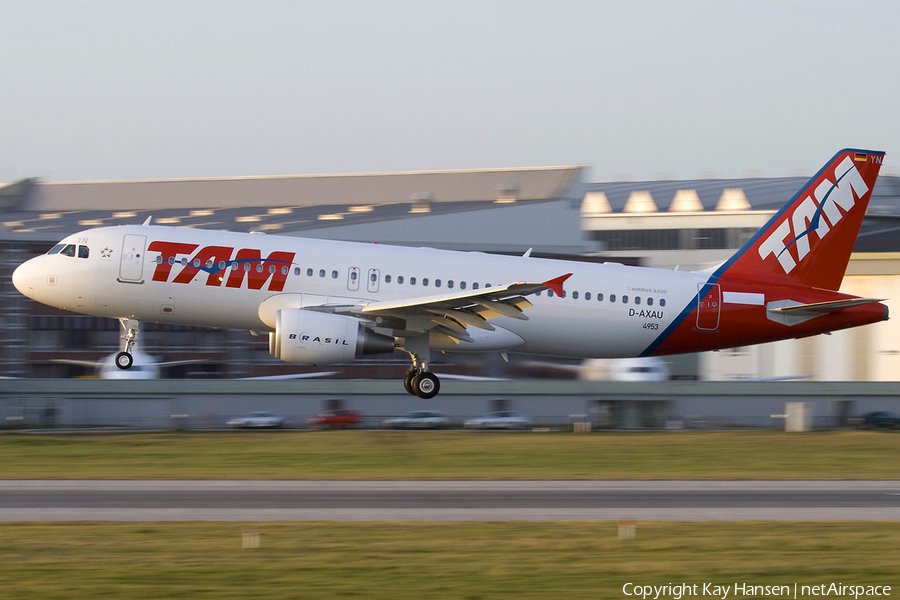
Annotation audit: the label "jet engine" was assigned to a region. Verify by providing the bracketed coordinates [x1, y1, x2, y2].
[269, 308, 395, 364]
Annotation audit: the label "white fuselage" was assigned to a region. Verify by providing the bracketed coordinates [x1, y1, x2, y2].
[13, 224, 709, 359]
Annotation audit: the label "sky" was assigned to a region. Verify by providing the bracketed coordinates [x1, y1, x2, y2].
[1, 0, 898, 184]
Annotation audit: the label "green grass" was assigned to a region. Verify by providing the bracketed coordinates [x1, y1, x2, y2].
[0, 522, 897, 599]
[2, 430, 900, 479]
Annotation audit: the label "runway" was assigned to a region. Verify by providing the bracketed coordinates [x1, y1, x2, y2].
[1, 480, 899, 521]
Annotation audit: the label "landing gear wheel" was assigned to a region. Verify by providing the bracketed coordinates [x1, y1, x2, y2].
[403, 370, 417, 395]
[412, 372, 440, 399]
[115, 351, 133, 370]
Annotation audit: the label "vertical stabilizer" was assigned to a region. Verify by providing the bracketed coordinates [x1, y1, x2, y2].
[717, 149, 884, 291]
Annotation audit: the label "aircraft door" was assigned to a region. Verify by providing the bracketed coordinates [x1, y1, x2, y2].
[119, 235, 147, 282]
[367, 268, 380, 293]
[696, 283, 720, 330]
[347, 267, 360, 291]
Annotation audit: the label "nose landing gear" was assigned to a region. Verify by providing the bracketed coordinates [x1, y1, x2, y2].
[115, 319, 140, 370]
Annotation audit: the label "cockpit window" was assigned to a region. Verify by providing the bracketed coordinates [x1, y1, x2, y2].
[78, 245, 89, 259]
[60, 244, 76, 257]
[47, 244, 66, 255]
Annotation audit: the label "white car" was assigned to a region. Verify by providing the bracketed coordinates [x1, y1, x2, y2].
[226, 411, 285, 429]
[464, 411, 532, 430]
[384, 410, 451, 429]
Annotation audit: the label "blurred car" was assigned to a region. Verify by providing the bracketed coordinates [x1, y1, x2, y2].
[464, 410, 532, 430]
[850, 411, 900, 429]
[307, 408, 363, 429]
[226, 411, 285, 429]
[384, 410, 451, 429]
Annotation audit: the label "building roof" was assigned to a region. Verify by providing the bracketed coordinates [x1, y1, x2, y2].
[0, 166, 584, 241]
[582, 175, 900, 254]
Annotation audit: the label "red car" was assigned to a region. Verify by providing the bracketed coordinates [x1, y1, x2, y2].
[307, 409, 363, 429]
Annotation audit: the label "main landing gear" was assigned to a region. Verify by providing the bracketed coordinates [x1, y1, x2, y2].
[115, 319, 140, 370]
[401, 334, 440, 399]
[404, 368, 440, 399]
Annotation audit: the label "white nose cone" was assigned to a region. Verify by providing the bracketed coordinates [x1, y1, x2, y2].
[11, 261, 34, 299]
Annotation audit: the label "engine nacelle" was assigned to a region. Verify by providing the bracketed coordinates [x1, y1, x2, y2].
[269, 308, 395, 364]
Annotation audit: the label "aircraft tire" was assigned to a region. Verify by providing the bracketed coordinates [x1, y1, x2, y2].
[115, 351, 133, 370]
[403, 370, 417, 395]
[413, 372, 440, 399]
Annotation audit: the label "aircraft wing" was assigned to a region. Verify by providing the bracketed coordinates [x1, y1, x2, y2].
[353, 273, 572, 341]
[257, 273, 571, 344]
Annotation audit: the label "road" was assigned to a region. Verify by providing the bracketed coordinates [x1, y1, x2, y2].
[1, 480, 898, 521]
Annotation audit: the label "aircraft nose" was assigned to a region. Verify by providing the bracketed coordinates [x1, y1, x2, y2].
[12, 259, 36, 299]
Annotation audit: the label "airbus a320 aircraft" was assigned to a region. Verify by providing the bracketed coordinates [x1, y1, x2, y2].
[12, 149, 889, 398]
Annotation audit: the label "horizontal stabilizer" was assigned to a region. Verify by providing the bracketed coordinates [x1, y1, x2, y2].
[766, 297, 886, 326]
[768, 297, 885, 315]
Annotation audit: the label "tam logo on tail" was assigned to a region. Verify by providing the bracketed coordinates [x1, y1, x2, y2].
[758, 155, 869, 274]
[718, 149, 884, 292]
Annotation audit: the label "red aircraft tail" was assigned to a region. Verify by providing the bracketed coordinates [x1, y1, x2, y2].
[717, 149, 885, 291]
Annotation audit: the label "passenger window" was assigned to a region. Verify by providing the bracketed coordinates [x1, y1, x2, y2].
[307, 268, 313, 277]
[47, 243, 65, 255]
[635, 296, 641, 305]
[660, 299, 666, 307]
[422, 278, 429, 286]
[597, 293, 603, 301]
[572, 291, 578, 299]
[256, 264, 264, 273]
[472, 282, 479, 290]
[547, 290, 554, 297]
[156, 255, 163, 264]
[332, 270, 338, 279]
[78, 246, 89, 259]
[319, 269, 325, 278]
[269, 265, 276, 274]
[460, 281, 466, 290]
[410, 277, 416, 285]
[647, 297, 653, 306]
[244, 263, 251, 272]
[385, 275, 392, 283]
[447, 280, 453, 289]
[610, 294, 616, 303]
[435, 279, 441, 288]
[168, 257, 175, 265]
[60, 244, 76, 257]
[585, 292, 591, 300]
[281, 265, 288, 275]
[398, 276, 404, 284]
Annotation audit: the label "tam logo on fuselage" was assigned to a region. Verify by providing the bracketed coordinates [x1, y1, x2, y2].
[757, 156, 868, 274]
[147, 241, 295, 292]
